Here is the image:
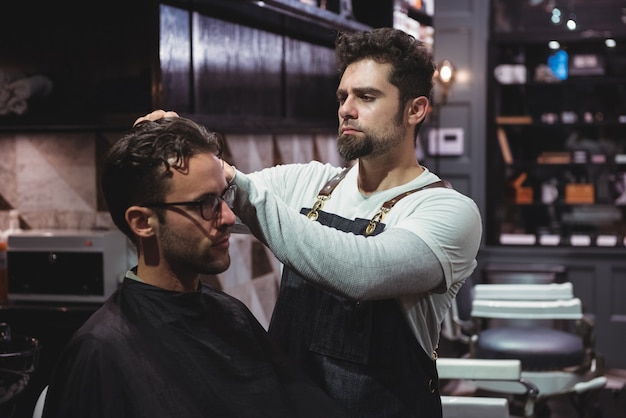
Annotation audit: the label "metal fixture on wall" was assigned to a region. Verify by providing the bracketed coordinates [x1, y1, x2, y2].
[425, 59, 460, 171]
[435, 59, 456, 105]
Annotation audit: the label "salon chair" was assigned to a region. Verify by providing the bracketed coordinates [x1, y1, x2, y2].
[0, 322, 42, 418]
[482, 263, 567, 285]
[462, 281, 606, 418]
[439, 276, 537, 418]
[32, 385, 47, 418]
[438, 357, 538, 418]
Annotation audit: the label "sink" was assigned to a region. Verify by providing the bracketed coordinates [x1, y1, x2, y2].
[0, 323, 42, 406]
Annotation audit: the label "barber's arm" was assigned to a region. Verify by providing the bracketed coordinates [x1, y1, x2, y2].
[231, 170, 481, 301]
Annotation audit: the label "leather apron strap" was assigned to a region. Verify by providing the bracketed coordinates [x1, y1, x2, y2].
[306, 167, 350, 221]
[365, 179, 452, 235]
[306, 168, 452, 235]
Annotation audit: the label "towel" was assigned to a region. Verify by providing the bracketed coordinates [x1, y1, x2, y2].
[0, 72, 53, 115]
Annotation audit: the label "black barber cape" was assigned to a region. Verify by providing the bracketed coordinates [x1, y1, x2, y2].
[43, 278, 348, 418]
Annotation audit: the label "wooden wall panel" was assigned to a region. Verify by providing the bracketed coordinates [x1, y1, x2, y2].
[567, 264, 598, 312]
[192, 14, 283, 117]
[600, 265, 626, 366]
[284, 38, 338, 122]
[160, 4, 192, 112]
[609, 267, 626, 319]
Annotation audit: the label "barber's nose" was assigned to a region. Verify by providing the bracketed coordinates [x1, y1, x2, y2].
[339, 98, 357, 120]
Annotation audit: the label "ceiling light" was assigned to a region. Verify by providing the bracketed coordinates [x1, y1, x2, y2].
[566, 18, 576, 30]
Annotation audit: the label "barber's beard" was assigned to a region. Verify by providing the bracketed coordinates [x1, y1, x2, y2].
[338, 134, 373, 161]
[337, 124, 405, 162]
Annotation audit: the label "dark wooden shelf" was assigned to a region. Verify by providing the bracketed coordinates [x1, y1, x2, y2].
[2, 0, 412, 133]
[0, 114, 140, 133]
[487, 34, 626, 247]
[0, 1, 425, 133]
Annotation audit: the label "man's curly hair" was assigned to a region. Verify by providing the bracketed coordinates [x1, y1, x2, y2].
[335, 27, 435, 106]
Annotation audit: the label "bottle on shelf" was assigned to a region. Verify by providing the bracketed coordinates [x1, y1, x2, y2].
[0, 210, 23, 304]
[6, 210, 22, 235]
[0, 231, 7, 304]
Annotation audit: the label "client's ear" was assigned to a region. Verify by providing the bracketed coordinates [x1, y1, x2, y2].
[126, 206, 157, 238]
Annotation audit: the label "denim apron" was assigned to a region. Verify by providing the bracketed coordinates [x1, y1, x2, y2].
[268, 171, 449, 418]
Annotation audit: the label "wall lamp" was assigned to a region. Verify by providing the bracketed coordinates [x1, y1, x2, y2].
[435, 59, 456, 104]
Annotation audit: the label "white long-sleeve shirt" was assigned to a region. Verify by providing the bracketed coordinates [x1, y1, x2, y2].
[231, 161, 482, 356]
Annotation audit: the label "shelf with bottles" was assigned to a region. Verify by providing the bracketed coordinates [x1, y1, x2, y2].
[491, 0, 626, 41]
[495, 202, 626, 248]
[492, 159, 626, 247]
[224, 0, 432, 37]
[391, 0, 434, 45]
[494, 121, 626, 167]
[494, 82, 626, 130]
[486, 35, 626, 247]
[488, 152, 626, 247]
[502, 167, 623, 205]
[491, 39, 626, 130]
[492, 38, 626, 77]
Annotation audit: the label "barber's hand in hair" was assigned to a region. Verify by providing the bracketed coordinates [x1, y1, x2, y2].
[223, 160, 236, 183]
[133, 110, 180, 126]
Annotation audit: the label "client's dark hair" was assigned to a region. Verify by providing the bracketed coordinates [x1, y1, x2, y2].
[101, 117, 223, 242]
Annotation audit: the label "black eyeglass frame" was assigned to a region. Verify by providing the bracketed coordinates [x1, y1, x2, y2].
[144, 184, 236, 221]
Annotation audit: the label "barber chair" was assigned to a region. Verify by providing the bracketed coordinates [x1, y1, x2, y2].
[438, 357, 538, 418]
[464, 281, 606, 418]
[482, 263, 567, 285]
[32, 385, 47, 418]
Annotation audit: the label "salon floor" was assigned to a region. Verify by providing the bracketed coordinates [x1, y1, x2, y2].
[442, 368, 626, 418]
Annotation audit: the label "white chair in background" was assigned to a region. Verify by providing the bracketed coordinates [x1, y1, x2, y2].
[466, 282, 607, 418]
[438, 357, 538, 418]
[32, 385, 47, 418]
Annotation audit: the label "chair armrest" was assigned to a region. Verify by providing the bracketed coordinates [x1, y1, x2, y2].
[473, 282, 574, 300]
[437, 358, 522, 380]
[471, 298, 583, 320]
[437, 358, 539, 418]
[442, 396, 509, 418]
[573, 376, 607, 394]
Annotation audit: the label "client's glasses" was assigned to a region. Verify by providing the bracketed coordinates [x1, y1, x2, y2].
[145, 185, 236, 221]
